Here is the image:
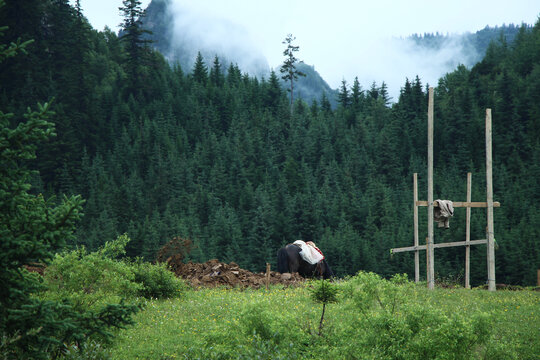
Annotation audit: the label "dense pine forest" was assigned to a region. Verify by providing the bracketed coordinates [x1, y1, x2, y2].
[1, 0, 539, 286]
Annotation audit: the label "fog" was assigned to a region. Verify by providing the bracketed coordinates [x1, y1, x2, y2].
[339, 35, 481, 101]
[167, 3, 270, 78]
[76, 0, 539, 100]
[162, 0, 536, 100]
[165, 0, 488, 100]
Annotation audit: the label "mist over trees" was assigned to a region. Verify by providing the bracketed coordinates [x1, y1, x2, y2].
[0, 0, 539, 286]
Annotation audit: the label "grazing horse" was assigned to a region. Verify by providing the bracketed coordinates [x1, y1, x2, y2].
[277, 243, 334, 279]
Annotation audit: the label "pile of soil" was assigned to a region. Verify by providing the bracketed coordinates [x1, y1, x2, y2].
[167, 258, 305, 289]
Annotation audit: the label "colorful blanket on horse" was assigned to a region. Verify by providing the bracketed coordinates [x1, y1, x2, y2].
[293, 240, 324, 265]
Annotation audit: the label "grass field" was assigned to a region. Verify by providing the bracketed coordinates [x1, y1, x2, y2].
[108, 276, 540, 360]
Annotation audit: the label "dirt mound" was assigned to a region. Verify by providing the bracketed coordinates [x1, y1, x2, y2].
[167, 258, 305, 289]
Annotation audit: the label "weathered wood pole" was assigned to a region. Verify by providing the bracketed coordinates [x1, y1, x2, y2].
[465, 172, 472, 289]
[427, 87, 435, 290]
[426, 237, 430, 285]
[414, 173, 419, 283]
[266, 263, 271, 290]
[486, 109, 496, 291]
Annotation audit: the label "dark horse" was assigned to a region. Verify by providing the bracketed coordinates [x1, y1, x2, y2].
[277, 244, 334, 279]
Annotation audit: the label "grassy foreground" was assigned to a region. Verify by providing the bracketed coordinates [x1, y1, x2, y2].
[109, 276, 540, 360]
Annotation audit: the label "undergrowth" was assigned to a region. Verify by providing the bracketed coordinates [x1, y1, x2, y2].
[107, 273, 539, 360]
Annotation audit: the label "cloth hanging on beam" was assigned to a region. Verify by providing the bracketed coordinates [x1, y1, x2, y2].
[434, 200, 454, 228]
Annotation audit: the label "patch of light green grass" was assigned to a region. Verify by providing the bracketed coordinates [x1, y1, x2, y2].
[109, 281, 540, 360]
[417, 287, 540, 358]
[110, 286, 318, 359]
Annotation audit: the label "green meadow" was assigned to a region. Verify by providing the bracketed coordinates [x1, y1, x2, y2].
[108, 278, 539, 360]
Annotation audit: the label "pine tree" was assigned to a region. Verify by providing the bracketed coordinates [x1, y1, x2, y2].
[320, 92, 332, 114]
[351, 76, 364, 113]
[119, 0, 152, 94]
[280, 33, 306, 114]
[192, 51, 208, 84]
[379, 81, 391, 106]
[226, 62, 241, 86]
[264, 70, 283, 114]
[338, 79, 351, 108]
[0, 91, 85, 356]
[209, 55, 224, 87]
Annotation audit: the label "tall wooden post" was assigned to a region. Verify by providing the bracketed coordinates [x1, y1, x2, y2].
[414, 173, 419, 283]
[427, 87, 435, 289]
[486, 109, 496, 291]
[265, 263, 271, 290]
[465, 172, 472, 289]
[426, 237, 430, 285]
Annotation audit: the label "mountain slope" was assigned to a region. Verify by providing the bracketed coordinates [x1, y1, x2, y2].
[409, 23, 531, 68]
[279, 62, 338, 107]
[142, 0, 337, 106]
[142, 0, 269, 77]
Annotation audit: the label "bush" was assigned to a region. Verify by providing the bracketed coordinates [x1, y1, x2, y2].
[240, 303, 285, 343]
[340, 271, 493, 360]
[45, 234, 186, 303]
[44, 234, 141, 309]
[132, 260, 187, 299]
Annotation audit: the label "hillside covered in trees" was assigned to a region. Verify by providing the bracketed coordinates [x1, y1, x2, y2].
[410, 23, 532, 65]
[0, 0, 539, 286]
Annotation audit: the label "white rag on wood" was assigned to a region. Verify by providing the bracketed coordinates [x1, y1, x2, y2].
[293, 240, 324, 265]
[434, 199, 454, 228]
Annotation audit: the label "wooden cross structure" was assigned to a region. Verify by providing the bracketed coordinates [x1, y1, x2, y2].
[390, 88, 500, 291]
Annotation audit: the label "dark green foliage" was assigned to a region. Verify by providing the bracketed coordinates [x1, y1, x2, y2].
[191, 51, 208, 84]
[0, 96, 82, 358]
[1, 0, 538, 289]
[0, 9, 141, 357]
[280, 33, 306, 112]
[119, 0, 153, 95]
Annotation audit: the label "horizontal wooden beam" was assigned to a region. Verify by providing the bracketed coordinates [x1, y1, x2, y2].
[391, 239, 487, 254]
[415, 201, 500, 208]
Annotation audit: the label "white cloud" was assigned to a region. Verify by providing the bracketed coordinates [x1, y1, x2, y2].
[77, 0, 539, 99]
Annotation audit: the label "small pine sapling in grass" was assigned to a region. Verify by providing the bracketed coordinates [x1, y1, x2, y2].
[309, 280, 339, 336]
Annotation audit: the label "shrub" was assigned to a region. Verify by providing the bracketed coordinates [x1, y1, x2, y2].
[345, 271, 414, 315]
[342, 271, 493, 360]
[44, 234, 141, 309]
[132, 260, 187, 299]
[240, 303, 284, 343]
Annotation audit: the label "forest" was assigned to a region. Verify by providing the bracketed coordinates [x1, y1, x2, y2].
[1, 0, 539, 288]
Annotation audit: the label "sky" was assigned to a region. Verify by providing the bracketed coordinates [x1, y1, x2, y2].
[75, 0, 539, 98]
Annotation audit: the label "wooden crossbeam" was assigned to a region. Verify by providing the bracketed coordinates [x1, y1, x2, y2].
[391, 239, 487, 254]
[415, 201, 500, 208]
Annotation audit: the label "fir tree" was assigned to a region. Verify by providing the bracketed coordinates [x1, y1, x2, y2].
[280, 33, 306, 114]
[119, 0, 152, 93]
[338, 79, 351, 108]
[0, 98, 85, 357]
[209, 55, 224, 87]
[192, 51, 208, 84]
